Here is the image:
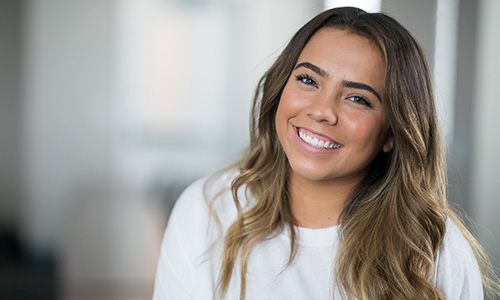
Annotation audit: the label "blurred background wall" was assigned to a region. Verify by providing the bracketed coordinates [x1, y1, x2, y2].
[0, 0, 498, 299]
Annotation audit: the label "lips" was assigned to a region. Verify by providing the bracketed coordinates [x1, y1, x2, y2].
[296, 127, 343, 149]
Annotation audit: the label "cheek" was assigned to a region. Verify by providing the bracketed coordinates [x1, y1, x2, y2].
[276, 87, 295, 127]
[276, 87, 292, 134]
[278, 82, 307, 115]
[344, 113, 386, 146]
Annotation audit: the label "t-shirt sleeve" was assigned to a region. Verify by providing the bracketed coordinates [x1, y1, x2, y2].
[433, 219, 484, 299]
[152, 178, 208, 300]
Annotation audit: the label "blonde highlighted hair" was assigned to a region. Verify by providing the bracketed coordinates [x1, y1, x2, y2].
[213, 6, 498, 300]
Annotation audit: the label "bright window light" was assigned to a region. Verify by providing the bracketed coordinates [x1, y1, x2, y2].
[324, 0, 381, 12]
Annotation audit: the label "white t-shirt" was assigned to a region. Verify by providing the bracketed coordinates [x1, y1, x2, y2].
[152, 171, 483, 299]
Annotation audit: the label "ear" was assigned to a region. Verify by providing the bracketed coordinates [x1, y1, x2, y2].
[382, 135, 394, 153]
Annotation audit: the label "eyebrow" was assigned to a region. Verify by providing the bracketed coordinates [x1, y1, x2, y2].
[294, 61, 382, 102]
[342, 80, 382, 102]
[294, 62, 328, 77]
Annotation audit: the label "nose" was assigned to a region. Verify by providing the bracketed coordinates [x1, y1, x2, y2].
[306, 91, 338, 125]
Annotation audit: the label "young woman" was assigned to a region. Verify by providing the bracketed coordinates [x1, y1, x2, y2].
[153, 7, 497, 300]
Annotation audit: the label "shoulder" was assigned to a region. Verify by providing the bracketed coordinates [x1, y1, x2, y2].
[168, 169, 240, 233]
[171, 169, 240, 220]
[166, 168, 246, 255]
[433, 217, 483, 299]
[152, 169, 241, 299]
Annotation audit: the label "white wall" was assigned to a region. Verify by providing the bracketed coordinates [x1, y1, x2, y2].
[472, 0, 500, 270]
[20, 0, 114, 256]
[19, 0, 322, 298]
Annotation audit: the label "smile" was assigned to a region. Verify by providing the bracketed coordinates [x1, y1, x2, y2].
[297, 127, 343, 149]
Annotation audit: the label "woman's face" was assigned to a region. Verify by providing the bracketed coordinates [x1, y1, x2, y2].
[275, 28, 393, 184]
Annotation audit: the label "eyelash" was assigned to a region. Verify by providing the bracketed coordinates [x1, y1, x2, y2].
[295, 73, 373, 108]
[295, 74, 317, 87]
[347, 95, 373, 108]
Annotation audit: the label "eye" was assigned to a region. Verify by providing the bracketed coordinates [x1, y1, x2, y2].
[347, 95, 373, 108]
[295, 74, 318, 88]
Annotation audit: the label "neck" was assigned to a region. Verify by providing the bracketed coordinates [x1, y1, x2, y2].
[288, 172, 360, 229]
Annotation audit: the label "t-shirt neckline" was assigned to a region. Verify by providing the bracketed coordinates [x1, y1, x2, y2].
[280, 224, 340, 246]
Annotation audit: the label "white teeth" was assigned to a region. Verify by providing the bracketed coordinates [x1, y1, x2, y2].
[298, 129, 342, 149]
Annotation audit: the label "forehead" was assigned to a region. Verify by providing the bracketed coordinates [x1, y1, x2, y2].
[297, 28, 386, 93]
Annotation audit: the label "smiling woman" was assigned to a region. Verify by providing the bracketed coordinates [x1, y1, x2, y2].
[152, 6, 498, 300]
[276, 28, 392, 228]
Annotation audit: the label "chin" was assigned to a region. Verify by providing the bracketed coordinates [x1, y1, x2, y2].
[289, 163, 335, 182]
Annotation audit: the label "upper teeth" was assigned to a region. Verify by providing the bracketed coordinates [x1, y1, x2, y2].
[299, 130, 342, 149]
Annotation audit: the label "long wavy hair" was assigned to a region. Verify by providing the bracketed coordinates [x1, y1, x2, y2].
[214, 6, 497, 300]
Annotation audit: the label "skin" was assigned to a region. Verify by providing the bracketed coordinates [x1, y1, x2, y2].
[275, 28, 393, 228]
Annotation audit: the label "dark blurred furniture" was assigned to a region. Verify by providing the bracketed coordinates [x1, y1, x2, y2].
[0, 231, 58, 300]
